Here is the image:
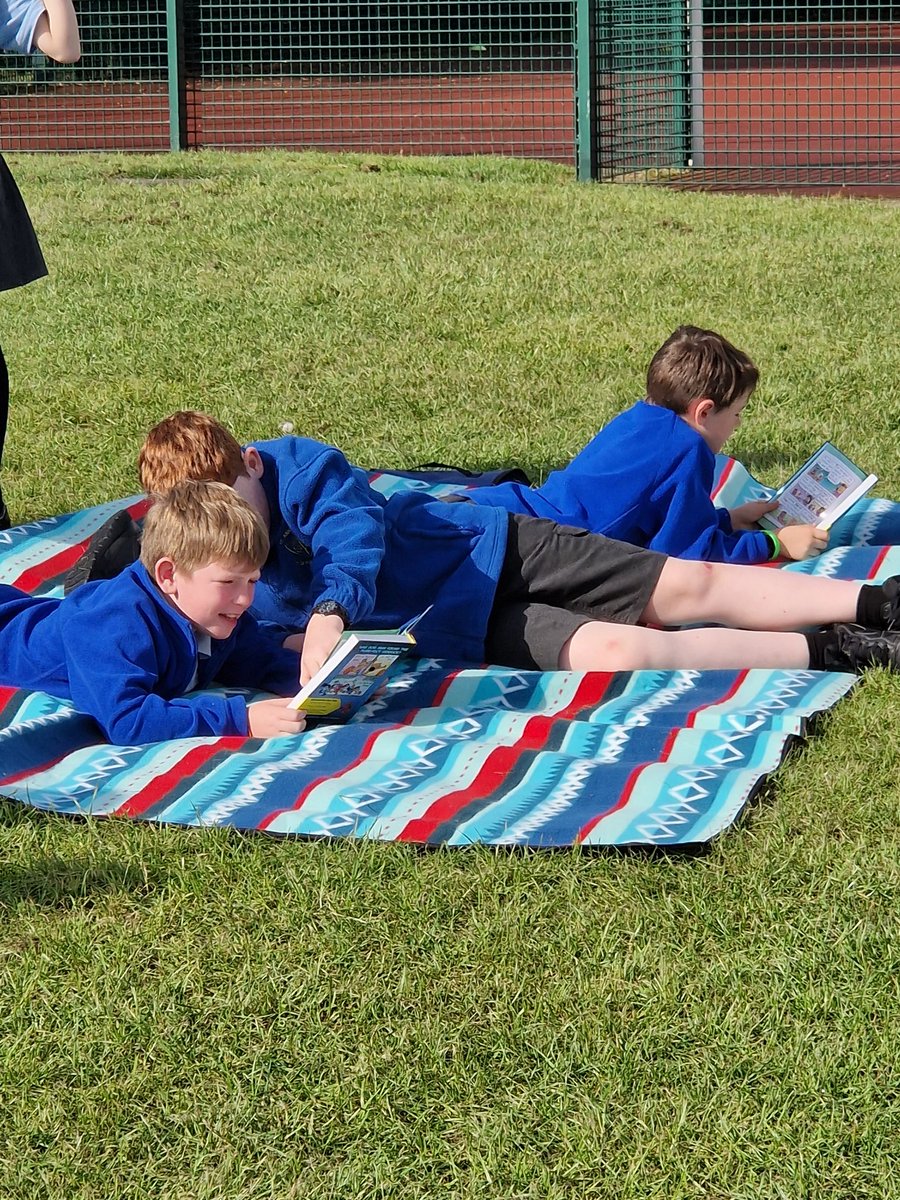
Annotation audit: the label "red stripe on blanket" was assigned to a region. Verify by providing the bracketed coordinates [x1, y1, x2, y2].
[118, 738, 246, 817]
[256, 725, 388, 831]
[710, 457, 736, 501]
[0, 750, 74, 787]
[867, 545, 891, 579]
[576, 763, 646, 843]
[427, 667, 468, 710]
[394, 715, 557, 842]
[13, 543, 86, 592]
[685, 671, 747, 729]
[394, 673, 617, 842]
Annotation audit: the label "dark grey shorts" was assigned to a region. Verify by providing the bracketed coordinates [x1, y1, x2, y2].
[484, 513, 667, 670]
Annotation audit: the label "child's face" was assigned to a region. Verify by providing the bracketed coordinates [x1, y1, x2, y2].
[158, 558, 261, 640]
[694, 391, 751, 454]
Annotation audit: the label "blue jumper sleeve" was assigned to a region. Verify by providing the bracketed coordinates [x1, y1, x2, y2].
[281, 445, 385, 624]
[63, 614, 250, 744]
[648, 445, 773, 565]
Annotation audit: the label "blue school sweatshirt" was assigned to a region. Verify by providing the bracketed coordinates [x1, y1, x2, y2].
[250, 437, 508, 662]
[468, 401, 772, 565]
[0, 563, 300, 744]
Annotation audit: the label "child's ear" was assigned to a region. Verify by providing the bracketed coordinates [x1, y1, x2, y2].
[154, 557, 178, 595]
[242, 447, 264, 479]
[684, 396, 715, 430]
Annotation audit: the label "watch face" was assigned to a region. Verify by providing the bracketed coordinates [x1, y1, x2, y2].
[314, 600, 347, 620]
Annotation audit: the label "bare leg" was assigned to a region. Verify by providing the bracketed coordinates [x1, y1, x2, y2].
[561, 620, 811, 672]
[643, 558, 860, 632]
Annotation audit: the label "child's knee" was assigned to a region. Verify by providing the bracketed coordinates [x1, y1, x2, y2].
[560, 622, 652, 671]
[656, 558, 718, 611]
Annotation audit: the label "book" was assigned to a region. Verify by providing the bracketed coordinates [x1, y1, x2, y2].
[758, 441, 877, 533]
[287, 607, 431, 722]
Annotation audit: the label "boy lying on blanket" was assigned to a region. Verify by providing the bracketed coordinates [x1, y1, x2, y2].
[462, 325, 827, 566]
[65, 411, 900, 693]
[0, 481, 307, 744]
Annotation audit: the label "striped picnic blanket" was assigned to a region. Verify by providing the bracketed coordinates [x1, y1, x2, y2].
[1, 460, 898, 850]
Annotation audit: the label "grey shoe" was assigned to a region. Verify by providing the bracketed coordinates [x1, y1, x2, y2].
[826, 623, 900, 673]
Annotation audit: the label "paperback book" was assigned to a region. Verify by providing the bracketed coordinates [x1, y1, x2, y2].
[759, 442, 877, 533]
[288, 607, 431, 723]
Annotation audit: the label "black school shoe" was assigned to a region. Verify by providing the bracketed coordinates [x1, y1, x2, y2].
[64, 508, 142, 595]
[878, 577, 900, 630]
[826, 623, 900, 673]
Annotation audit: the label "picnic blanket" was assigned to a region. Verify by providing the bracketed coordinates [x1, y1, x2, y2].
[2, 459, 898, 850]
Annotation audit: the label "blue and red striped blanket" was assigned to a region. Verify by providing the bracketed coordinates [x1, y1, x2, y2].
[2, 460, 898, 849]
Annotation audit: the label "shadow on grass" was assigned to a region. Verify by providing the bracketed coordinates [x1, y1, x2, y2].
[0, 855, 161, 909]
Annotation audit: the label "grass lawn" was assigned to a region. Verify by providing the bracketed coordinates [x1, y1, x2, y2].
[3, 151, 900, 1199]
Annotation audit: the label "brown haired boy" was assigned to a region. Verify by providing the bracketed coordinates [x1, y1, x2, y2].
[463, 325, 825, 565]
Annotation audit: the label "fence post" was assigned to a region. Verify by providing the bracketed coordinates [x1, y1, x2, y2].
[166, 0, 187, 150]
[575, 0, 598, 181]
[688, 0, 704, 167]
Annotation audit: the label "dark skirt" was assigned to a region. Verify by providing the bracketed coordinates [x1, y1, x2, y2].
[0, 151, 47, 293]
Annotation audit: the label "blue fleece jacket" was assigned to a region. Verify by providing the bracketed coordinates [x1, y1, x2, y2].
[468, 401, 772, 565]
[0, 562, 301, 744]
[249, 437, 508, 662]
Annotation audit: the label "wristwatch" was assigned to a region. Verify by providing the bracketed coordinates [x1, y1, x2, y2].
[312, 599, 349, 625]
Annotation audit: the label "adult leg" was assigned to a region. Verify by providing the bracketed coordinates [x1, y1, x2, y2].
[643, 557, 861, 631]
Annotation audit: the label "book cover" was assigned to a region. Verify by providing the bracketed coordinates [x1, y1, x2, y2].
[759, 442, 877, 533]
[288, 607, 430, 722]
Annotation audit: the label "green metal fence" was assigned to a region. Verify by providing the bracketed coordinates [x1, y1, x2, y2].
[1, 1, 898, 191]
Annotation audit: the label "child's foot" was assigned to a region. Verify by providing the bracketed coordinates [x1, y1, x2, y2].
[825, 623, 900, 673]
[857, 576, 900, 630]
[880, 577, 900, 629]
[63, 508, 142, 595]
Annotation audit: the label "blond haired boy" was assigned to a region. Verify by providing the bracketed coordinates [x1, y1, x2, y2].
[0, 481, 306, 744]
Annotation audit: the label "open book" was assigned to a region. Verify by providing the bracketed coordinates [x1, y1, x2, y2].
[288, 607, 431, 722]
[759, 442, 877, 533]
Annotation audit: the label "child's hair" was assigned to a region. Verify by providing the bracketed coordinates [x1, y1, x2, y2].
[646, 326, 759, 414]
[138, 410, 247, 494]
[140, 480, 269, 573]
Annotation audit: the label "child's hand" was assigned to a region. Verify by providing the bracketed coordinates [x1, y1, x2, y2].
[247, 698, 307, 738]
[776, 523, 830, 561]
[300, 611, 346, 685]
[729, 499, 779, 530]
[282, 631, 305, 654]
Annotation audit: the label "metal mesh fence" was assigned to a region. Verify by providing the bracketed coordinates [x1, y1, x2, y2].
[584, 0, 900, 191]
[690, 11, 900, 191]
[0, 1, 897, 192]
[182, 2, 573, 158]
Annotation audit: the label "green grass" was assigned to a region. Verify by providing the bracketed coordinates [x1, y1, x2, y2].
[3, 151, 900, 1199]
